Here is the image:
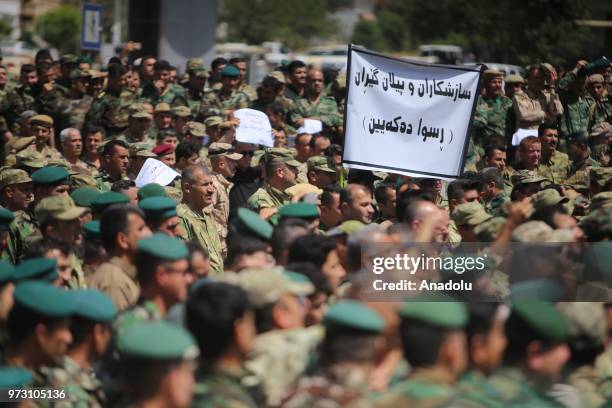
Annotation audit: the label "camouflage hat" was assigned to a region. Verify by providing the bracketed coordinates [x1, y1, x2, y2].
[558, 302, 606, 347]
[483, 69, 504, 80]
[46, 158, 72, 171]
[5, 136, 35, 154]
[531, 188, 569, 212]
[579, 208, 612, 238]
[129, 142, 156, 158]
[511, 220, 553, 242]
[591, 192, 612, 211]
[128, 104, 152, 119]
[208, 142, 243, 160]
[59, 54, 78, 64]
[0, 169, 31, 189]
[34, 195, 87, 224]
[285, 183, 323, 200]
[506, 301, 569, 343]
[589, 122, 612, 138]
[263, 147, 300, 168]
[566, 131, 589, 145]
[16, 150, 46, 169]
[29, 115, 53, 128]
[333, 73, 347, 90]
[191, 66, 208, 78]
[587, 74, 604, 85]
[172, 106, 192, 118]
[185, 58, 204, 72]
[451, 201, 492, 227]
[504, 74, 524, 84]
[185, 121, 206, 137]
[68, 69, 91, 80]
[511, 170, 547, 186]
[204, 116, 223, 128]
[70, 173, 97, 189]
[307, 155, 336, 173]
[266, 71, 286, 84]
[590, 167, 612, 188]
[154, 103, 171, 114]
[215, 267, 314, 307]
[473, 216, 506, 242]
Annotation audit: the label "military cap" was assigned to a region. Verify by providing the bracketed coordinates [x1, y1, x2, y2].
[263, 147, 300, 167]
[400, 293, 467, 328]
[215, 267, 314, 307]
[326, 220, 366, 237]
[0, 367, 32, 388]
[307, 155, 336, 173]
[511, 220, 553, 242]
[71, 173, 97, 189]
[15, 281, 75, 318]
[0, 260, 15, 285]
[137, 233, 188, 260]
[591, 192, 612, 211]
[208, 142, 242, 160]
[0, 168, 30, 189]
[483, 69, 503, 80]
[6, 136, 36, 154]
[333, 73, 347, 89]
[511, 170, 547, 186]
[15, 258, 58, 282]
[510, 278, 565, 302]
[83, 220, 100, 238]
[267, 71, 286, 84]
[585, 57, 611, 74]
[118, 321, 199, 361]
[186, 121, 206, 137]
[129, 142, 156, 158]
[451, 201, 492, 227]
[191, 66, 208, 78]
[204, 116, 223, 128]
[29, 114, 54, 128]
[152, 143, 174, 157]
[31, 167, 69, 185]
[324, 300, 384, 333]
[35, 195, 87, 224]
[0, 208, 14, 232]
[60, 54, 78, 64]
[138, 183, 167, 200]
[91, 191, 130, 213]
[474, 216, 506, 242]
[278, 203, 319, 219]
[70, 187, 100, 208]
[72, 289, 117, 322]
[558, 302, 606, 348]
[69, 69, 91, 80]
[590, 121, 611, 138]
[531, 189, 569, 212]
[128, 104, 152, 119]
[579, 208, 612, 238]
[46, 158, 72, 171]
[285, 183, 323, 200]
[589, 167, 612, 188]
[566, 131, 589, 145]
[154, 103, 171, 114]
[506, 301, 569, 343]
[139, 196, 177, 220]
[185, 58, 204, 72]
[220, 65, 240, 77]
[504, 74, 524, 84]
[587, 74, 604, 85]
[236, 207, 273, 240]
[16, 150, 45, 169]
[172, 106, 192, 118]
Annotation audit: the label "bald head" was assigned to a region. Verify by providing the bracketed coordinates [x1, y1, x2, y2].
[307, 69, 324, 96]
[404, 200, 448, 243]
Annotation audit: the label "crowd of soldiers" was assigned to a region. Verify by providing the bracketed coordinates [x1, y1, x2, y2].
[0, 44, 608, 407]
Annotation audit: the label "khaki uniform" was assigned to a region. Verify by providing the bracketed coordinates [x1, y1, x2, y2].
[513, 88, 563, 130]
[290, 95, 343, 128]
[247, 183, 290, 213]
[87, 256, 140, 312]
[564, 156, 600, 189]
[538, 151, 570, 184]
[94, 170, 127, 193]
[237, 82, 257, 101]
[177, 203, 223, 275]
[211, 173, 233, 257]
[38, 145, 62, 160]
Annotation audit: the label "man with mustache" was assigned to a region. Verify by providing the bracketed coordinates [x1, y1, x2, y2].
[537, 123, 570, 184]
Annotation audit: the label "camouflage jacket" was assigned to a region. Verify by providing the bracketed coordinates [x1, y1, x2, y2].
[246, 183, 290, 213]
[538, 151, 571, 185]
[186, 86, 205, 116]
[473, 95, 513, 142]
[3, 209, 40, 264]
[211, 173, 232, 257]
[95, 170, 127, 193]
[486, 366, 565, 407]
[192, 366, 260, 408]
[591, 144, 609, 167]
[140, 82, 188, 107]
[566, 364, 607, 408]
[43, 355, 105, 408]
[290, 95, 342, 128]
[4, 85, 39, 132]
[237, 82, 257, 101]
[198, 88, 249, 120]
[49, 94, 94, 132]
[564, 156, 601, 190]
[113, 300, 162, 334]
[485, 191, 511, 217]
[587, 94, 612, 127]
[177, 203, 223, 275]
[85, 88, 138, 138]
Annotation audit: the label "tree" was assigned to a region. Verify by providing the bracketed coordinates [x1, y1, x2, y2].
[351, 20, 387, 51]
[35, 5, 81, 54]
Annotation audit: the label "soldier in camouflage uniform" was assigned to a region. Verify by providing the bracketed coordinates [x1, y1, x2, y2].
[40, 69, 93, 132]
[185, 65, 208, 116]
[29, 114, 61, 161]
[0, 168, 33, 264]
[558, 60, 591, 139]
[588, 121, 610, 167]
[290, 69, 343, 132]
[249, 74, 284, 113]
[230, 57, 257, 101]
[472, 69, 513, 148]
[140, 59, 187, 107]
[586, 74, 611, 128]
[198, 65, 249, 121]
[3, 64, 39, 133]
[480, 167, 510, 216]
[564, 131, 600, 191]
[85, 64, 138, 139]
[94, 140, 130, 192]
[115, 104, 155, 148]
[177, 165, 223, 275]
[538, 124, 570, 184]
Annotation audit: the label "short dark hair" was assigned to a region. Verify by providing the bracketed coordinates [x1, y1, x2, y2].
[538, 122, 558, 138]
[211, 57, 228, 70]
[229, 57, 246, 65]
[286, 262, 332, 296]
[270, 218, 309, 262]
[108, 63, 128, 78]
[154, 60, 172, 72]
[309, 134, 330, 149]
[321, 184, 341, 209]
[261, 76, 282, 91]
[400, 317, 450, 367]
[396, 189, 435, 222]
[36, 62, 53, 74]
[480, 167, 504, 190]
[35, 49, 52, 64]
[447, 179, 480, 202]
[20, 64, 36, 75]
[225, 237, 269, 268]
[103, 139, 129, 157]
[85, 126, 106, 138]
[8, 302, 68, 345]
[111, 179, 136, 193]
[23, 237, 70, 260]
[100, 205, 144, 252]
[175, 141, 198, 163]
[264, 101, 285, 116]
[322, 327, 380, 366]
[287, 60, 307, 73]
[484, 141, 506, 159]
[324, 144, 343, 157]
[288, 235, 336, 269]
[374, 183, 394, 205]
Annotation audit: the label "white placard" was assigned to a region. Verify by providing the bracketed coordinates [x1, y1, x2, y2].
[343, 45, 482, 179]
[297, 119, 323, 135]
[135, 158, 181, 188]
[234, 108, 274, 147]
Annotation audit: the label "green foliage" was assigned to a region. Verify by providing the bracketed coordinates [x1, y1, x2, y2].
[35, 5, 81, 54]
[0, 18, 12, 40]
[220, 0, 340, 49]
[351, 20, 387, 51]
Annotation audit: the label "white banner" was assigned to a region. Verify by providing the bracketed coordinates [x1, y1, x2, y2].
[343, 45, 482, 179]
[135, 158, 181, 188]
[234, 108, 274, 147]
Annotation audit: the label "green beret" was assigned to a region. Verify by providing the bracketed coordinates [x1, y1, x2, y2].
[324, 300, 384, 333]
[14, 281, 74, 317]
[278, 203, 319, 220]
[139, 196, 177, 220]
[0, 208, 15, 231]
[83, 220, 100, 239]
[137, 233, 188, 260]
[72, 289, 117, 322]
[584, 242, 612, 282]
[91, 192, 130, 214]
[137, 183, 167, 200]
[31, 167, 69, 185]
[118, 321, 198, 360]
[507, 302, 569, 343]
[400, 294, 467, 329]
[0, 367, 32, 388]
[510, 278, 565, 302]
[70, 187, 101, 208]
[221, 65, 240, 78]
[236, 208, 273, 240]
[586, 57, 611, 75]
[0, 260, 16, 285]
[15, 258, 58, 283]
